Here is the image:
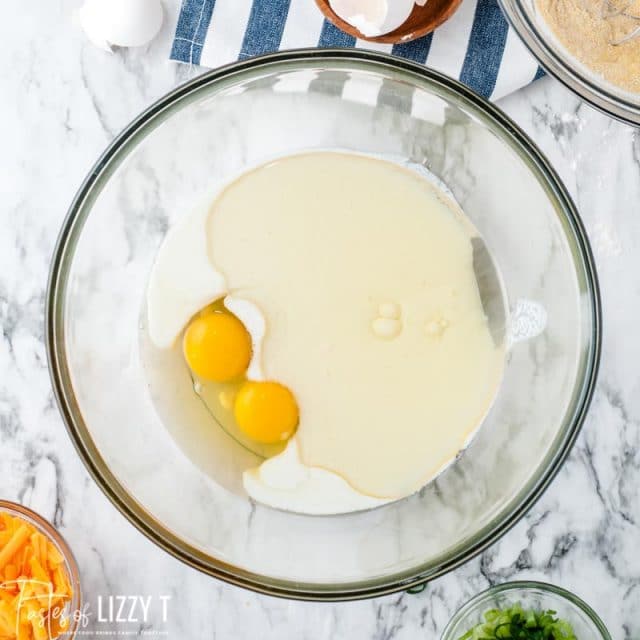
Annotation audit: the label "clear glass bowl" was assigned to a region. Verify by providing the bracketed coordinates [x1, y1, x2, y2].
[0, 501, 82, 638]
[441, 581, 611, 640]
[46, 50, 600, 600]
[498, 0, 640, 126]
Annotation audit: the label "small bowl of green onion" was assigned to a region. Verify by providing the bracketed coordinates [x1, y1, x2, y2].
[441, 581, 611, 640]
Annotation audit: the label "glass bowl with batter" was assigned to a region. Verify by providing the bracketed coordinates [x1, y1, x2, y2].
[46, 50, 600, 600]
[498, 0, 640, 125]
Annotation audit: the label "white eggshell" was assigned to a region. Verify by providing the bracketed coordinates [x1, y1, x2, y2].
[329, 0, 418, 37]
[76, 0, 163, 50]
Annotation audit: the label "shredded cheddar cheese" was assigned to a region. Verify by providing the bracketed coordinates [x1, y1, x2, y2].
[0, 512, 73, 640]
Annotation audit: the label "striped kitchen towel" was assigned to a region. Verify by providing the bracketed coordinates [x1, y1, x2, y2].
[170, 0, 544, 101]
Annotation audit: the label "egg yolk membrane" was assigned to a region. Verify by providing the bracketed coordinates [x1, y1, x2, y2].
[183, 309, 251, 382]
[234, 382, 299, 444]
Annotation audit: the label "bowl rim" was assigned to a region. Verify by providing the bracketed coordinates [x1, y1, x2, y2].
[440, 580, 612, 640]
[0, 500, 83, 638]
[497, 0, 640, 127]
[45, 48, 602, 601]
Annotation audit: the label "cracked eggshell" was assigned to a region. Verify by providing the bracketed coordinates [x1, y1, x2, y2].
[328, 0, 418, 37]
[75, 0, 163, 51]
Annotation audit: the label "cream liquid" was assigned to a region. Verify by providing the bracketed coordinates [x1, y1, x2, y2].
[204, 152, 505, 500]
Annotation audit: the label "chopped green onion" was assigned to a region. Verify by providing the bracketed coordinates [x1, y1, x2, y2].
[457, 603, 578, 640]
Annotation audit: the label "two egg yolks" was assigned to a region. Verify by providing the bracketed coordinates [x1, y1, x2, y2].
[182, 309, 299, 444]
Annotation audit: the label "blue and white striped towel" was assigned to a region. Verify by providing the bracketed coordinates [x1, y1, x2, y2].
[170, 0, 544, 101]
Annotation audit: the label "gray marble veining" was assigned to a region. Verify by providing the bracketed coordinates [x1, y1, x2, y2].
[1, 0, 639, 638]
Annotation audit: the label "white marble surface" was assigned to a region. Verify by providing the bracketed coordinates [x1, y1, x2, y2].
[1, 0, 639, 638]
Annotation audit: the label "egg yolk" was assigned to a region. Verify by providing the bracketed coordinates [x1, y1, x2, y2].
[183, 309, 251, 382]
[234, 381, 299, 444]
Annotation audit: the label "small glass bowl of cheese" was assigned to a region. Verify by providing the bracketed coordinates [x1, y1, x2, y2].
[47, 50, 600, 600]
[0, 501, 82, 639]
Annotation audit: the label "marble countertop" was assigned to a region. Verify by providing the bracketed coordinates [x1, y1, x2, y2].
[2, 0, 639, 637]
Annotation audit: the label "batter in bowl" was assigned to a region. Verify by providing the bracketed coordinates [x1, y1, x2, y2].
[146, 152, 506, 514]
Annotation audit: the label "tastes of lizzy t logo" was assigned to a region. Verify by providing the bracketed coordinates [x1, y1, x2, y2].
[0, 579, 172, 638]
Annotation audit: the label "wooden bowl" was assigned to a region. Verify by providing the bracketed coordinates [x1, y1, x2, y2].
[314, 0, 464, 43]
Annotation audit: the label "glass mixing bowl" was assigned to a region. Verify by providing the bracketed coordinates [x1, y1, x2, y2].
[441, 581, 611, 640]
[498, 0, 640, 126]
[46, 50, 600, 600]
